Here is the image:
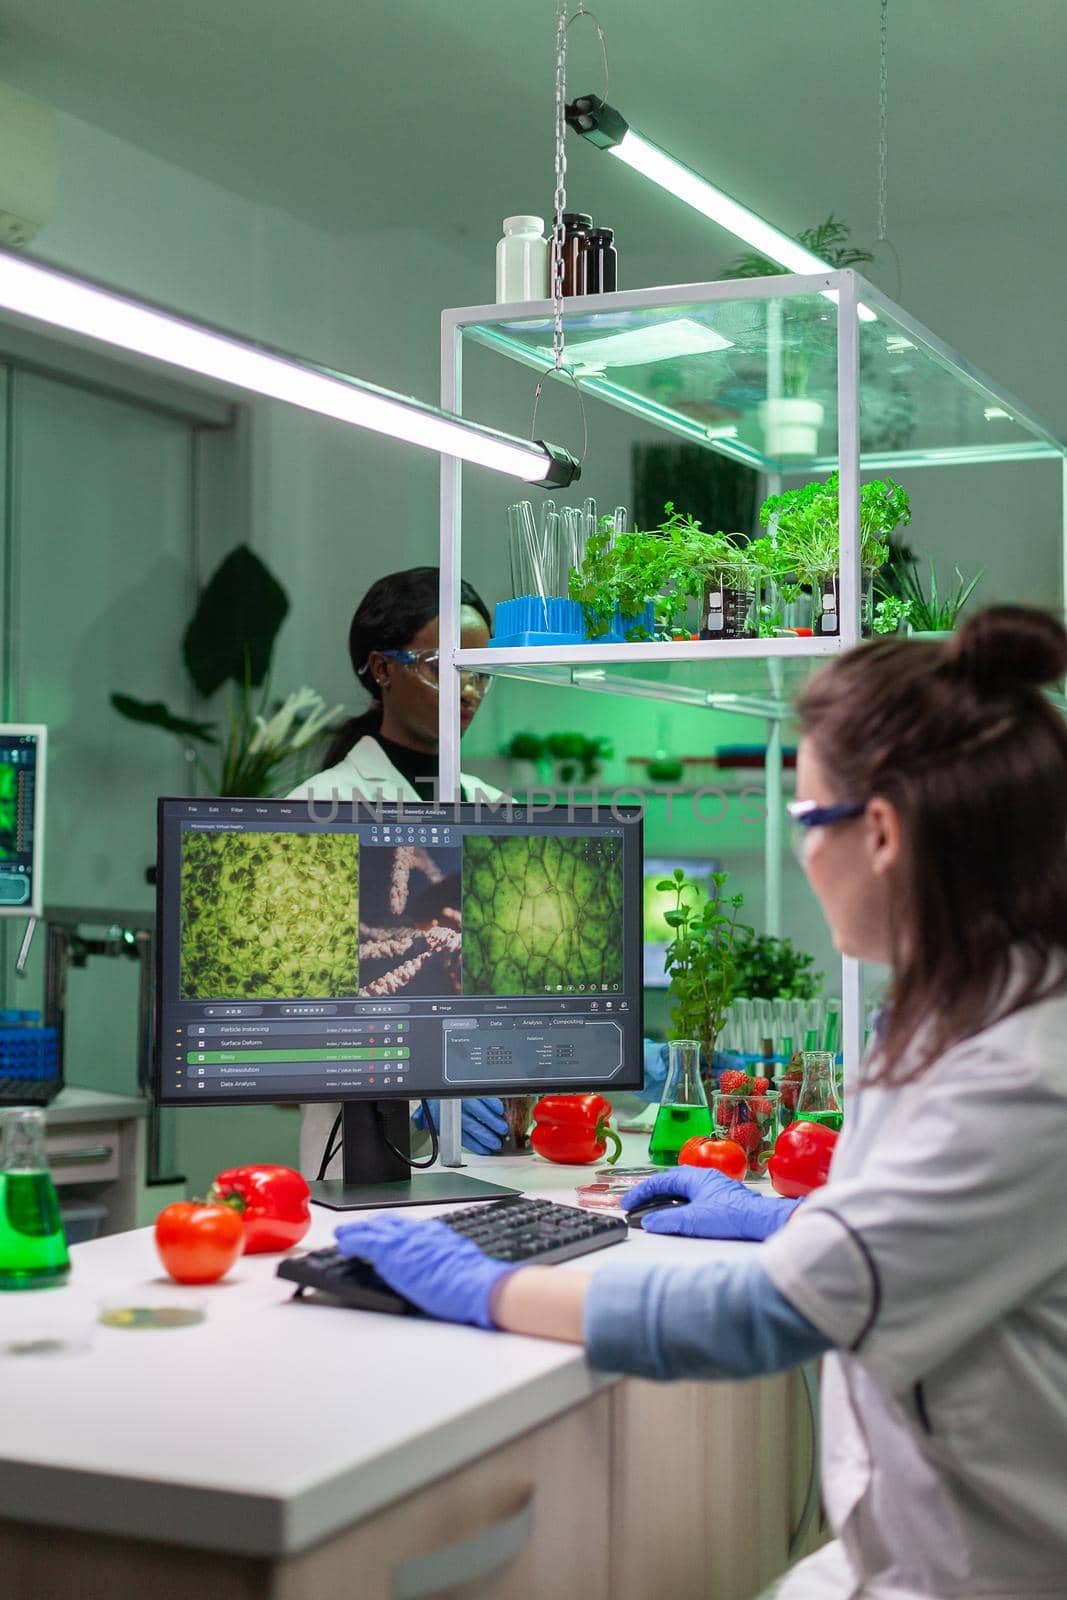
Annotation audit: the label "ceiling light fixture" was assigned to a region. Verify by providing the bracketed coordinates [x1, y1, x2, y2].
[566, 96, 877, 321]
[0, 247, 579, 487]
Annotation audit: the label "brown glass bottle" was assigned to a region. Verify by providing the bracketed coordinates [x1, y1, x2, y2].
[587, 227, 618, 293]
[557, 212, 592, 296]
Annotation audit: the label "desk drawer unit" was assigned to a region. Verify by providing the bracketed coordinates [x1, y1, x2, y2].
[45, 1123, 121, 1186]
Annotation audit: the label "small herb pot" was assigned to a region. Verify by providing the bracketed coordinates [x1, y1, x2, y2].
[700, 572, 760, 640]
[907, 628, 954, 641]
[758, 397, 824, 457]
[807, 570, 875, 638]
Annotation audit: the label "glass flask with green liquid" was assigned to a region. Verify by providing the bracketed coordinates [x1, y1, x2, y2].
[0, 1107, 70, 1290]
[649, 1039, 712, 1167]
[795, 1050, 844, 1133]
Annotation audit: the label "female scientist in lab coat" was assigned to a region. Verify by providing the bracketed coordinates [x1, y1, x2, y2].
[333, 606, 1067, 1600]
[288, 566, 510, 1177]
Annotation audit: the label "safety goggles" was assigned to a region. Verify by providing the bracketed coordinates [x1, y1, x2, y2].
[379, 648, 494, 696]
[786, 797, 867, 859]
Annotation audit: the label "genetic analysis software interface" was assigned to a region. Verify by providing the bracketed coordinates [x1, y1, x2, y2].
[156, 799, 643, 1105]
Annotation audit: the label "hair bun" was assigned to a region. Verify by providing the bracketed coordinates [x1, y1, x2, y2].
[946, 606, 1067, 693]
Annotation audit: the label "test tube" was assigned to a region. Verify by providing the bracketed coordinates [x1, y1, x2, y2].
[822, 1004, 841, 1057]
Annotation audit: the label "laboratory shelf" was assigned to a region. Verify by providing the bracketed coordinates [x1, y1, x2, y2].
[457, 635, 840, 718]
[454, 272, 1066, 474]
[441, 272, 1067, 1099]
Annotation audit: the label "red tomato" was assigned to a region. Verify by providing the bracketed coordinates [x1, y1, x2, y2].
[678, 1136, 748, 1181]
[155, 1201, 244, 1284]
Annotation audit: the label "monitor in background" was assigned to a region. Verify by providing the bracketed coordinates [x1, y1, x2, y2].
[156, 798, 644, 1209]
[0, 725, 46, 918]
[643, 855, 721, 989]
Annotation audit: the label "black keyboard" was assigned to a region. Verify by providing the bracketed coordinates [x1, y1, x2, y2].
[277, 1195, 628, 1316]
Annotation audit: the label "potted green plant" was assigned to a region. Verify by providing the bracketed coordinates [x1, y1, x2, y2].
[111, 545, 344, 796]
[545, 732, 613, 786]
[729, 928, 824, 1001]
[722, 216, 874, 458]
[660, 867, 748, 1082]
[873, 561, 983, 638]
[501, 731, 545, 790]
[569, 505, 759, 642]
[759, 473, 911, 637]
[699, 543, 763, 641]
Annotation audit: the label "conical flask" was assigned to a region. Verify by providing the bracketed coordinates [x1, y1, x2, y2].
[649, 1039, 712, 1167]
[795, 1051, 844, 1132]
[0, 1107, 70, 1290]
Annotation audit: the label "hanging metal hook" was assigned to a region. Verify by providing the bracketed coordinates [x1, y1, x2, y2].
[531, 365, 589, 476]
[565, 6, 610, 107]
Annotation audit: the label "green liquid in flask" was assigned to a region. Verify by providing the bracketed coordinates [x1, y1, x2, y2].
[648, 1103, 713, 1167]
[0, 1171, 70, 1290]
[795, 1110, 844, 1133]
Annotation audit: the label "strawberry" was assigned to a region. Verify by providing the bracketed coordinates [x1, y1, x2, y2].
[717, 1070, 752, 1095]
[752, 1076, 770, 1095]
[730, 1121, 762, 1153]
[750, 1096, 773, 1116]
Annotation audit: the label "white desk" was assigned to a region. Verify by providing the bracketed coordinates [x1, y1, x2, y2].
[0, 1137, 819, 1600]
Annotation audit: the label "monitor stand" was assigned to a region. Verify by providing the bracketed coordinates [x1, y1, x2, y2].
[308, 1100, 515, 1212]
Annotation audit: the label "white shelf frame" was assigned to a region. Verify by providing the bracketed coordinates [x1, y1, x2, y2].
[437, 270, 1067, 1161]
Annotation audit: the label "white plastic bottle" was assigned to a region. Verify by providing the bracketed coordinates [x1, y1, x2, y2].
[495, 216, 549, 304]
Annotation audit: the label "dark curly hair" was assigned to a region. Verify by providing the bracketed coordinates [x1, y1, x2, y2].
[320, 567, 491, 768]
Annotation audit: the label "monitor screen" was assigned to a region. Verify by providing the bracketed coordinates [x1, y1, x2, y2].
[643, 855, 721, 988]
[156, 798, 644, 1107]
[0, 725, 46, 918]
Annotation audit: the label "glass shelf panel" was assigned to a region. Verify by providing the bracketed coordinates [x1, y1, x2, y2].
[457, 638, 842, 718]
[458, 277, 1065, 472]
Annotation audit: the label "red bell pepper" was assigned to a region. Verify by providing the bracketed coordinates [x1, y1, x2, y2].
[767, 1121, 839, 1199]
[209, 1164, 312, 1253]
[530, 1095, 622, 1166]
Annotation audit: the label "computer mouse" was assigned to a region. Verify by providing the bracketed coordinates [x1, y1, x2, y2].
[626, 1194, 690, 1229]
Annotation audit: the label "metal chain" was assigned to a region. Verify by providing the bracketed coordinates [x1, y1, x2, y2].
[531, 1, 602, 464]
[550, 0, 568, 372]
[877, 0, 889, 242]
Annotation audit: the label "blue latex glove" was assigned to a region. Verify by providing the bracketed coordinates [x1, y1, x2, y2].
[638, 1044, 738, 1105]
[620, 1166, 801, 1241]
[637, 1040, 670, 1105]
[414, 1097, 509, 1155]
[334, 1212, 517, 1328]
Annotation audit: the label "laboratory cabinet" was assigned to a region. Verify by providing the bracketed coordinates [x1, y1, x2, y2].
[0, 1375, 814, 1600]
[0, 1153, 819, 1600]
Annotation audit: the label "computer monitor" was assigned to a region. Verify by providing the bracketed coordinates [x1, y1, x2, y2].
[0, 724, 46, 918]
[642, 855, 721, 988]
[155, 797, 644, 1208]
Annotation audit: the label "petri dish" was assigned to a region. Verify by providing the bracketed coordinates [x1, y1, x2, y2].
[98, 1294, 205, 1330]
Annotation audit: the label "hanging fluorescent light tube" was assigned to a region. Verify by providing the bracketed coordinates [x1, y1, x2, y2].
[0, 247, 579, 487]
[566, 97, 877, 321]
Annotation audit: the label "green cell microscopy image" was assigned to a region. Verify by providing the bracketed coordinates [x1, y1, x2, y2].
[0, 764, 15, 860]
[462, 834, 624, 996]
[181, 829, 360, 999]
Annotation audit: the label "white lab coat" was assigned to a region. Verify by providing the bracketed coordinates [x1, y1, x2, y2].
[761, 981, 1067, 1600]
[287, 735, 503, 1179]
